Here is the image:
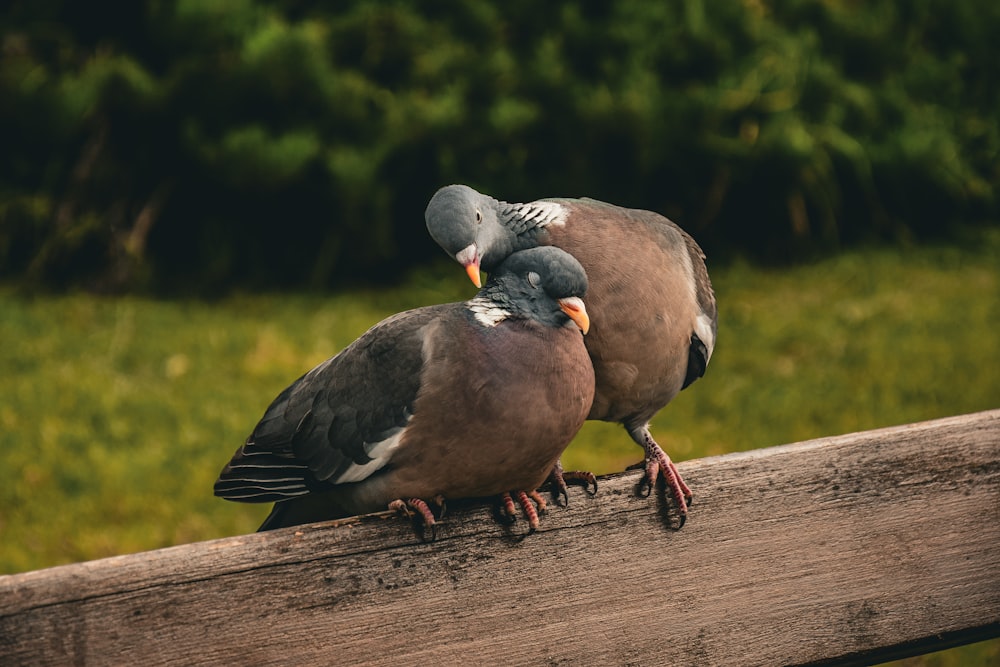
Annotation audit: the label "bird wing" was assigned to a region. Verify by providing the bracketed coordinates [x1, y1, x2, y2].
[213, 306, 445, 502]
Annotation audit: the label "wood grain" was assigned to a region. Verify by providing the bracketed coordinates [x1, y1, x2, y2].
[1, 410, 998, 666]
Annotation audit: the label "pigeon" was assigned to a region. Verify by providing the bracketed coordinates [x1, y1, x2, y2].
[426, 184, 717, 524]
[214, 246, 595, 536]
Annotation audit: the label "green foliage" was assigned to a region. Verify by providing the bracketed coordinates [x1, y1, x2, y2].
[1, 1, 998, 290]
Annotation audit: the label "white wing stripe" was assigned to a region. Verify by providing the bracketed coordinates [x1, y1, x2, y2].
[332, 422, 410, 484]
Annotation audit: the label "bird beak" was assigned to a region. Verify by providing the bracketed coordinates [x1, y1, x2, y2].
[455, 244, 482, 288]
[558, 296, 590, 334]
[464, 262, 482, 288]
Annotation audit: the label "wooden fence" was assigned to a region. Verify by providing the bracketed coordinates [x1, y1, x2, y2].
[1, 410, 998, 666]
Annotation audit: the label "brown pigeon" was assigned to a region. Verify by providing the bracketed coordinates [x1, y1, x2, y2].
[214, 246, 595, 536]
[426, 185, 717, 525]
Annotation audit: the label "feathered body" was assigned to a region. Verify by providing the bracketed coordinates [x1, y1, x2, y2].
[215, 247, 594, 530]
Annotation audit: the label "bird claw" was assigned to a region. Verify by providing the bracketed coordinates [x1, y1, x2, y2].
[636, 469, 654, 498]
[497, 490, 547, 534]
[547, 461, 598, 506]
[634, 441, 693, 527]
[562, 471, 598, 496]
[493, 499, 518, 526]
[389, 496, 446, 541]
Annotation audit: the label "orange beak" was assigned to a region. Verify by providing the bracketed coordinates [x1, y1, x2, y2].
[464, 261, 483, 288]
[558, 297, 590, 334]
[456, 244, 482, 288]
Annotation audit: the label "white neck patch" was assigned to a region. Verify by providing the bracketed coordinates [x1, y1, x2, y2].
[467, 295, 510, 328]
[515, 200, 568, 228]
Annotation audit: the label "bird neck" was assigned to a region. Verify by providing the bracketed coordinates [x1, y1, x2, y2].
[466, 288, 513, 328]
[497, 199, 569, 235]
[470, 276, 572, 332]
[478, 199, 567, 271]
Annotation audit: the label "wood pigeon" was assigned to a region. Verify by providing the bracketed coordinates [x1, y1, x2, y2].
[214, 246, 595, 535]
[426, 184, 717, 524]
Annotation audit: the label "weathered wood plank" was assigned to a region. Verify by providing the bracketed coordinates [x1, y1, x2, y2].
[1, 410, 998, 666]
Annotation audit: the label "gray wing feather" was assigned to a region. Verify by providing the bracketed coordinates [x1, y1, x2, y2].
[214, 306, 446, 502]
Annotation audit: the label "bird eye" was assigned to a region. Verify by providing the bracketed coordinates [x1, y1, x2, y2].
[475, 209, 482, 224]
[527, 271, 541, 288]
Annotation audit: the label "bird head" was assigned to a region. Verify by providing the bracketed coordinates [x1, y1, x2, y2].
[426, 184, 514, 288]
[488, 247, 590, 334]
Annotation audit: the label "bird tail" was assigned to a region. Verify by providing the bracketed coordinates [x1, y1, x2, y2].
[213, 440, 314, 503]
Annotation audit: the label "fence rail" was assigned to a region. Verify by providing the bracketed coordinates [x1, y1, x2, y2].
[2, 410, 999, 666]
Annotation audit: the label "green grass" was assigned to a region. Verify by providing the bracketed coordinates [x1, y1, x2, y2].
[1, 230, 998, 664]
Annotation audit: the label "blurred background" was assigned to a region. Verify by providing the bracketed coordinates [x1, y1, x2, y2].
[2, 2, 998, 663]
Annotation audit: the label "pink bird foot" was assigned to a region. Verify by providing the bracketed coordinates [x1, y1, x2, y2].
[629, 424, 693, 528]
[547, 459, 599, 506]
[497, 490, 548, 535]
[389, 494, 446, 540]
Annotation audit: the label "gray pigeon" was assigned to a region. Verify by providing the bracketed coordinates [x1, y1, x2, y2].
[426, 184, 717, 524]
[214, 246, 595, 535]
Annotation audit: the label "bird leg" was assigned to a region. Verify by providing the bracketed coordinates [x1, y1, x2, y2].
[546, 459, 599, 506]
[498, 490, 547, 533]
[388, 495, 446, 540]
[628, 424, 692, 526]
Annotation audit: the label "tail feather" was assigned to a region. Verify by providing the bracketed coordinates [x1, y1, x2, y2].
[214, 443, 313, 502]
